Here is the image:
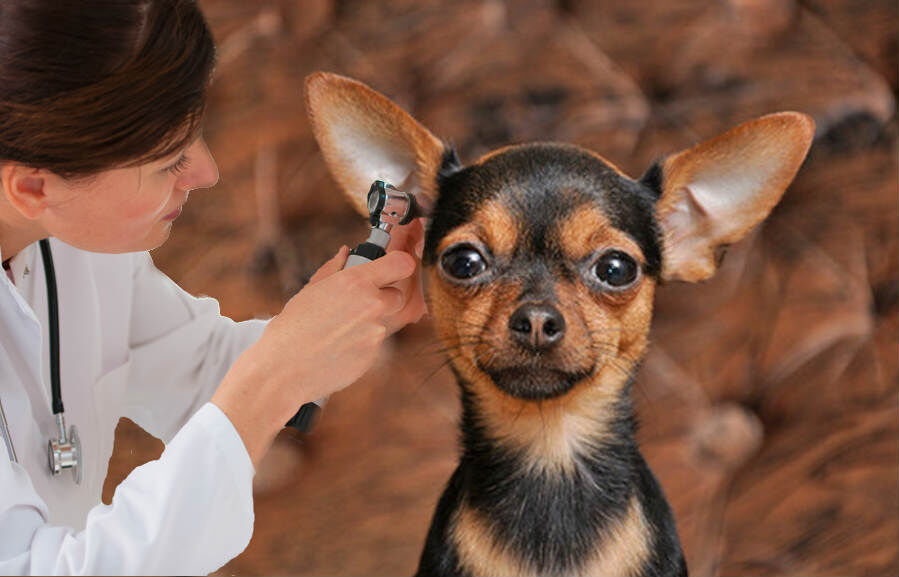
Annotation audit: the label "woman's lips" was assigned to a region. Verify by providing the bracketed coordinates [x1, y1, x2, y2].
[162, 206, 182, 220]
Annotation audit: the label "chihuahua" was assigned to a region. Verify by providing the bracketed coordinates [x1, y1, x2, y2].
[304, 72, 814, 577]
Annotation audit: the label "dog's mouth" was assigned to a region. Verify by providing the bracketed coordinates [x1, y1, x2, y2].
[477, 362, 595, 400]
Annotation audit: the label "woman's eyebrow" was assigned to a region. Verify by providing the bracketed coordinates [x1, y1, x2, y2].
[161, 130, 204, 166]
[161, 151, 186, 169]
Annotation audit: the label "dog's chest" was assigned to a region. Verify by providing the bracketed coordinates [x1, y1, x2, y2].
[450, 494, 651, 577]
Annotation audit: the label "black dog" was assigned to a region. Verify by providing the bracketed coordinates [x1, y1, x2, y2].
[305, 71, 814, 577]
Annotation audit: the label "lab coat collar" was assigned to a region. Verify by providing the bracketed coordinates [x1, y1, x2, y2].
[0, 241, 38, 316]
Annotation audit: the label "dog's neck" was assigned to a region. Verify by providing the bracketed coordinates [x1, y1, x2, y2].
[452, 370, 642, 569]
[456, 375, 639, 477]
[455, 364, 640, 473]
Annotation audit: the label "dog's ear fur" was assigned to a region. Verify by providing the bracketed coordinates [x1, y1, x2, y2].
[305, 71, 446, 218]
[649, 112, 815, 282]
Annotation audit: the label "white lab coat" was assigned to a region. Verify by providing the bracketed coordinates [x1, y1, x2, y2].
[0, 238, 269, 575]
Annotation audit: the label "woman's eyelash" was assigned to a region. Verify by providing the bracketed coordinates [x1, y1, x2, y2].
[166, 155, 191, 176]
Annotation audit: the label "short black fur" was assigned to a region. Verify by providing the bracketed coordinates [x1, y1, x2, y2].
[639, 158, 665, 199]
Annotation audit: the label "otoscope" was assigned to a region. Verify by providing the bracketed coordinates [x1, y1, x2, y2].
[285, 180, 423, 432]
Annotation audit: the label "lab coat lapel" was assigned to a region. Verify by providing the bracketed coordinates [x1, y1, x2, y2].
[0, 243, 45, 400]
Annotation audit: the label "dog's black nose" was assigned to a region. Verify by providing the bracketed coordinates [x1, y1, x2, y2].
[508, 303, 566, 350]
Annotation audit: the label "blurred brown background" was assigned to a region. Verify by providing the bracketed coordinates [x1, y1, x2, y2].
[102, 0, 898, 575]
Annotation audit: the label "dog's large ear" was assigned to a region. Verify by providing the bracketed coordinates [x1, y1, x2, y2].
[305, 72, 447, 218]
[650, 112, 815, 282]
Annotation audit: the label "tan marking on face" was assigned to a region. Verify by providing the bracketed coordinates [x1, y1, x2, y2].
[481, 284, 653, 475]
[554, 203, 656, 361]
[437, 198, 519, 259]
[580, 495, 653, 577]
[557, 204, 645, 263]
[426, 244, 657, 476]
[452, 496, 652, 576]
[613, 278, 655, 361]
[428, 258, 613, 475]
[426, 197, 658, 475]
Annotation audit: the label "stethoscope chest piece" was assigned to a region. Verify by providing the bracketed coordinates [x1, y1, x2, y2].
[48, 416, 82, 485]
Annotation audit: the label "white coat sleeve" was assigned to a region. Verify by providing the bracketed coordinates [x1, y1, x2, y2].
[0, 402, 255, 575]
[124, 251, 270, 443]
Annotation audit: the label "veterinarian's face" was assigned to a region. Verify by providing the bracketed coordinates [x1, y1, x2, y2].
[425, 144, 661, 401]
[31, 136, 218, 254]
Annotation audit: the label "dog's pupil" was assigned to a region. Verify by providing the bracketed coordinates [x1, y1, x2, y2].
[442, 247, 486, 279]
[595, 251, 637, 287]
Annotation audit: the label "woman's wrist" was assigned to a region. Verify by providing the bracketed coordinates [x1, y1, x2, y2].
[211, 349, 291, 469]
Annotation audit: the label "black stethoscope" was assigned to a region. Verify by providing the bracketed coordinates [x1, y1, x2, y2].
[38, 239, 83, 484]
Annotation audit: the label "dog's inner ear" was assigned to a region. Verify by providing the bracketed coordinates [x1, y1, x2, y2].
[304, 72, 446, 218]
[651, 112, 815, 283]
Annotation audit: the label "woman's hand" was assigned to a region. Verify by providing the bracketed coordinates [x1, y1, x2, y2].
[211, 247, 417, 468]
[309, 219, 427, 334]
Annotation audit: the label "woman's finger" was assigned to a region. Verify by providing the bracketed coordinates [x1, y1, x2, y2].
[386, 218, 424, 256]
[383, 262, 427, 335]
[309, 245, 349, 284]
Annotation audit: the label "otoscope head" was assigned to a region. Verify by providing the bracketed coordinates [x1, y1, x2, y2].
[366, 180, 421, 228]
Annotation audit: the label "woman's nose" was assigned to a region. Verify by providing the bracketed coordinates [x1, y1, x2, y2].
[181, 138, 219, 190]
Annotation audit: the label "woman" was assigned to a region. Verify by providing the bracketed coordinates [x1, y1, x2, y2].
[0, 1, 425, 574]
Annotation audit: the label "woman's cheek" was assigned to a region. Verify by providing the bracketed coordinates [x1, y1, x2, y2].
[124, 173, 173, 221]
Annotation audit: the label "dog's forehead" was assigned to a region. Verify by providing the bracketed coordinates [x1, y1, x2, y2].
[473, 143, 630, 211]
[428, 143, 662, 276]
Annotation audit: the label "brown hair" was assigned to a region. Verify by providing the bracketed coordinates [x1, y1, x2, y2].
[0, 0, 216, 177]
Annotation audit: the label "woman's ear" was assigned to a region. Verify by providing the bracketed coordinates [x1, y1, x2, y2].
[304, 72, 448, 220]
[650, 111, 815, 283]
[1, 164, 48, 219]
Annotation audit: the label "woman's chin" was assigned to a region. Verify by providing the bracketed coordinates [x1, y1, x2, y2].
[146, 221, 174, 250]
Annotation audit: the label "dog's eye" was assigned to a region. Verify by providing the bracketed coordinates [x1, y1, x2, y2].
[441, 245, 487, 280]
[593, 250, 638, 288]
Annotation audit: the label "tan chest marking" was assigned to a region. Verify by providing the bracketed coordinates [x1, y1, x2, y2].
[580, 495, 653, 577]
[452, 495, 651, 577]
[452, 506, 530, 577]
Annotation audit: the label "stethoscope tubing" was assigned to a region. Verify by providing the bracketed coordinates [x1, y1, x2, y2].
[38, 239, 64, 416]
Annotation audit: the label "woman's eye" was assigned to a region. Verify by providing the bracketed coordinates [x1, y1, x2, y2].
[441, 245, 487, 280]
[593, 250, 638, 288]
[166, 154, 191, 176]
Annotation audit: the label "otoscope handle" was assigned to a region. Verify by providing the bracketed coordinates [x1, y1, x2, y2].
[285, 240, 385, 432]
